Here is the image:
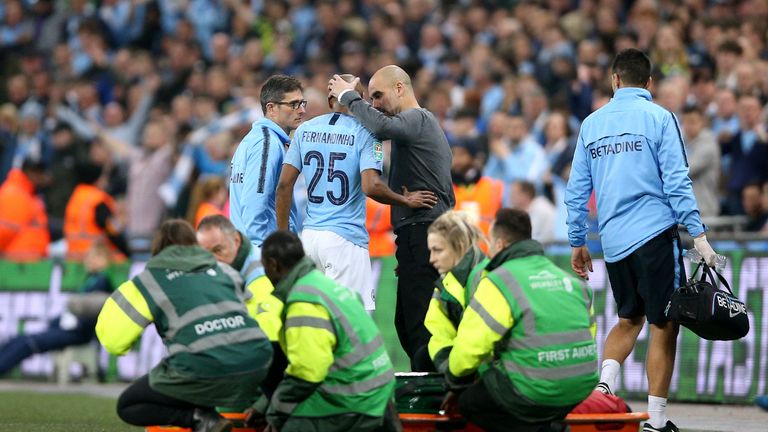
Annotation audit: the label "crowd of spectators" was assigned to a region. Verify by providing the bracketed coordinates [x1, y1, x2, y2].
[1, 0, 768, 261]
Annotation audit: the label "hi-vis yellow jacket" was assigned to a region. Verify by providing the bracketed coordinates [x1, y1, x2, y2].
[230, 231, 283, 342]
[447, 240, 598, 407]
[266, 257, 394, 430]
[424, 247, 486, 372]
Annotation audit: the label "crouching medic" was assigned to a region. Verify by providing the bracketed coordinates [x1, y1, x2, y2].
[444, 209, 598, 432]
[260, 230, 396, 432]
[96, 219, 273, 432]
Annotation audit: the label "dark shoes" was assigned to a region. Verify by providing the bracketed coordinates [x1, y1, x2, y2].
[192, 408, 232, 432]
[642, 420, 679, 432]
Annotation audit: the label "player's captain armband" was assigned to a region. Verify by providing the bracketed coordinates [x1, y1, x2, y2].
[374, 142, 384, 161]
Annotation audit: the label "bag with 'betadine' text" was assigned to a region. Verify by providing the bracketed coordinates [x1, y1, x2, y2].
[666, 262, 749, 341]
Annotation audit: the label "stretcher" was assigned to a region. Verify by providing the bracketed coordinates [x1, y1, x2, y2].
[566, 412, 650, 432]
[145, 412, 257, 432]
[397, 412, 649, 431]
[146, 372, 650, 432]
[145, 411, 649, 432]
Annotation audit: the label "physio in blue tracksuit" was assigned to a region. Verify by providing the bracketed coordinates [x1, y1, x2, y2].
[565, 49, 718, 432]
[230, 75, 305, 249]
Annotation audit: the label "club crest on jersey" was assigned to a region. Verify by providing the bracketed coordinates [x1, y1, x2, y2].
[374, 142, 383, 161]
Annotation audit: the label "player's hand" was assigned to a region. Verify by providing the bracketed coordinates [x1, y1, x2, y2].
[439, 391, 460, 416]
[402, 186, 438, 208]
[571, 245, 593, 280]
[328, 74, 359, 99]
[244, 408, 267, 428]
[693, 234, 717, 267]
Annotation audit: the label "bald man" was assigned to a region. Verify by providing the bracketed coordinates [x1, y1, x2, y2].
[329, 65, 455, 370]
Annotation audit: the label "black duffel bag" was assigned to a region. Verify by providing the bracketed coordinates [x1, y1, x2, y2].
[666, 261, 749, 341]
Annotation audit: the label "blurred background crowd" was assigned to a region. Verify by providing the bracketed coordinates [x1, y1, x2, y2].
[1, 0, 768, 263]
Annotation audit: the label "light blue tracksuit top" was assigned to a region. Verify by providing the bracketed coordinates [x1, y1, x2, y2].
[229, 118, 298, 247]
[565, 88, 706, 262]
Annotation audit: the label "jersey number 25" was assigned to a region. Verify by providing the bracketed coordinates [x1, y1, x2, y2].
[304, 151, 350, 206]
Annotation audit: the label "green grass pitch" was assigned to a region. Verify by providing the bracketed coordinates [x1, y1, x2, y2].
[0, 391, 138, 432]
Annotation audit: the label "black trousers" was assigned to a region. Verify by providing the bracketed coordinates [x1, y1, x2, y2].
[394, 223, 438, 370]
[459, 377, 572, 432]
[117, 374, 205, 427]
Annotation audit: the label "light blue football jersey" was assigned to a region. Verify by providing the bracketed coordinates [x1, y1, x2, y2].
[285, 112, 383, 247]
[230, 118, 299, 247]
[565, 88, 705, 262]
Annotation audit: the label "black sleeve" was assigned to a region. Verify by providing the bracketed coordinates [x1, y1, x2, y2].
[340, 91, 409, 141]
[260, 342, 288, 399]
[720, 132, 735, 156]
[94, 202, 130, 256]
[94, 202, 111, 229]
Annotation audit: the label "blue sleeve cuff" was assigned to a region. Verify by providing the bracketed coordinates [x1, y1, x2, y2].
[687, 223, 706, 238]
[568, 236, 586, 248]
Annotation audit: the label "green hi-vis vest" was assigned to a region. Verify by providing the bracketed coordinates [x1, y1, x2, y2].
[435, 251, 488, 328]
[133, 263, 271, 378]
[485, 256, 598, 406]
[464, 257, 489, 304]
[284, 269, 395, 418]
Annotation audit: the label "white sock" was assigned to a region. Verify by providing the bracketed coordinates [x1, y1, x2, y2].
[647, 395, 668, 428]
[599, 359, 620, 391]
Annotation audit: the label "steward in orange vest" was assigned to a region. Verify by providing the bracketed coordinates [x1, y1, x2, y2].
[366, 197, 395, 257]
[190, 176, 227, 228]
[63, 163, 128, 261]
[195, 201, 225, 228]
[450, 138, 503, 237]
[0, 161, 50, 261]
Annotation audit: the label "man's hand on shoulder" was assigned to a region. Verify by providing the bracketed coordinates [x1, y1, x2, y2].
[328, 74, 359, 100]
[403, 186, 438, 209]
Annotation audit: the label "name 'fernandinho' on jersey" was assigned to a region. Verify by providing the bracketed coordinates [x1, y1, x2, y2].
[285, 112, 383, 248]
[301, 130, 356, 146]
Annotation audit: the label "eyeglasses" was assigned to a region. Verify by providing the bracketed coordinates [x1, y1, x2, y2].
[272, 99, 307, 110]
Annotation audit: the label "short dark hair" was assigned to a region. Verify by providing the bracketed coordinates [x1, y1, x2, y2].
[260, 75, 303, 112]
[262, 230, 305, 269]
[151, 219, 198, 255]
[75, 161, 103, 185]
[454, 107, 479, 120]
[492, 208, 532, 244]
[717, 39, 743, 56]
[743, 180, 763, 192]
[682, 104, 703, 116]
[612, 48, 651, 87]
[513, 180, 536, 199]
[53, 122, 74, 134]
[197, 214, 237, 234]
[21, 157, 48, 173]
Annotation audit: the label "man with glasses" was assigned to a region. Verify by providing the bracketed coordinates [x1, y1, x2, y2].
[230, 74, 306, 251]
